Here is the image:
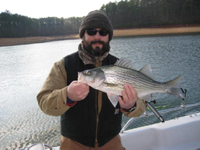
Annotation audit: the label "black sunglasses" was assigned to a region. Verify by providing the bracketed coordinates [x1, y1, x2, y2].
[86, 29, 109, 36]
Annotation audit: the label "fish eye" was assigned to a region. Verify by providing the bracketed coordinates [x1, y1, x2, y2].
[84, 71, 91, 75]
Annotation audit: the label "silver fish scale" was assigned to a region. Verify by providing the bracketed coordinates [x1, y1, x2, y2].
[101, 65, 166, 92]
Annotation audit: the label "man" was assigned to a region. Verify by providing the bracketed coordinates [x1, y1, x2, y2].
[37, 10, 146, 150]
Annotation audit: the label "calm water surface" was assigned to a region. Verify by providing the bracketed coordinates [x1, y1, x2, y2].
[0, 35, 200, 149]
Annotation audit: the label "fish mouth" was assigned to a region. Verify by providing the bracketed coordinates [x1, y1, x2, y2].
[78, 72, 85, 83]
[78, 72, 83, 83]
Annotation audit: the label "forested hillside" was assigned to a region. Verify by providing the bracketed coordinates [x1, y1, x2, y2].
[101, 0, 200, 28]
[0, 0, 200, 38]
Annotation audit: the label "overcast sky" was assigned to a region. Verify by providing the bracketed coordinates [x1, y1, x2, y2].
[0, 0, 120, 18]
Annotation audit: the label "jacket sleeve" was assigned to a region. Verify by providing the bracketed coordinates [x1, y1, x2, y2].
[37, 58, 71, 116]
[121, 98, 146, 118]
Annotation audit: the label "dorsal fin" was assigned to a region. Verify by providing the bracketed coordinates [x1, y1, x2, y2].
[139, 64, 154, 80]
[114, 58, 134, 69]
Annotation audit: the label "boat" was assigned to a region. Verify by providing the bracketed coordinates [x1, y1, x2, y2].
[19, 102, 200, 150]
[121, 110, 200, 150]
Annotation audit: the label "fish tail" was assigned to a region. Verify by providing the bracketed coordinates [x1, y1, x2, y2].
[167, 75, 183, 87]
[165, 75, 186, 99]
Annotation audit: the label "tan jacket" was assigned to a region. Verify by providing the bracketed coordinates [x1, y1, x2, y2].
[37, 58, 146, 118]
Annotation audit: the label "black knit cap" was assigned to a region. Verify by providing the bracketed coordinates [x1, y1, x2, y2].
[79, 10, 113, 41]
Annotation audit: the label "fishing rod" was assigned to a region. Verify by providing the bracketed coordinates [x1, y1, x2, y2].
[146, 101, 165, 122]
[146, 88, 187, 123]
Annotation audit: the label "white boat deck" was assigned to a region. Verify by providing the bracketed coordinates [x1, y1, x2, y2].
[120, 112, 200, 150]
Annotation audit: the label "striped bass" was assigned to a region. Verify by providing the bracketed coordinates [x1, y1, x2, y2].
[78, 59, 186, 107]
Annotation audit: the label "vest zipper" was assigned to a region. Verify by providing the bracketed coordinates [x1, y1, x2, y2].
[95, 114, 99, 143]
[95, 91, 102, 144]
[95, 62, 102, 145]
[95, 90, 99, 144]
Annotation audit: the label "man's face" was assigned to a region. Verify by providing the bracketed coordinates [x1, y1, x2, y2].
[82, 28, 110, 56]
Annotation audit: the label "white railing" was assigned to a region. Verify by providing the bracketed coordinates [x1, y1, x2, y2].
[120, 102, 200, 133]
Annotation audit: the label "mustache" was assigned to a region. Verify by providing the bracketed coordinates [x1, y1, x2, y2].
[91, 41, 104, 44]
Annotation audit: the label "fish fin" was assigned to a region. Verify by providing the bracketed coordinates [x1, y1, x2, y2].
[103, 82, 118, 87]
[140, 94, 152, 102]
[107, 93, 119, 107]
[166, 75, 183, 88]
[166, 75, 186, 99]
[139, 64, 155, 80]
[114, 58, 134, 69]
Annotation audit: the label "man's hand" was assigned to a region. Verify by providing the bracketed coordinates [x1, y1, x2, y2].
[118, 84, 138, 109]
[67, 81, 89, 101]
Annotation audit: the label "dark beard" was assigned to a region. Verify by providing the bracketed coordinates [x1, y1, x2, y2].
[82, 40, 110, 57]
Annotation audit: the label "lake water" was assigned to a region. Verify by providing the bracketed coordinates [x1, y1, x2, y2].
[0, 35, 200, 149]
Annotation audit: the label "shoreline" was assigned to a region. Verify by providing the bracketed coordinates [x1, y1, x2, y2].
[0, 26, 200, 47]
